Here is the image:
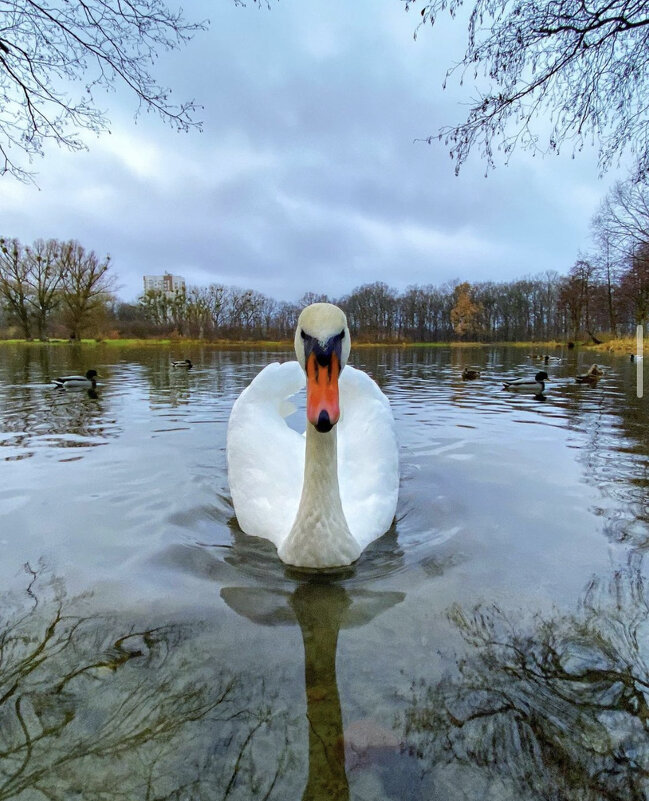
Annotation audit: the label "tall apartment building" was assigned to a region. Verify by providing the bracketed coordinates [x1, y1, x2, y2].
[142, 273, 186, 295]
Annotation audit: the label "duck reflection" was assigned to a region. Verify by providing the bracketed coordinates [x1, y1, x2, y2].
[222, 580, 405, 800]
[0, 349, 116, 458]
[0, 385, 111, 458]
[401, 561, 649, 800]
[147, 353, 194, 408]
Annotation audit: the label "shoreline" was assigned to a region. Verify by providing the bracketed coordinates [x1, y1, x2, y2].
[0, 336, 643, 352]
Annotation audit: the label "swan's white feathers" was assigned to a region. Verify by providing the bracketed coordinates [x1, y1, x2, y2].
[337, 366, 398, 548]
[227, 361, 398, 552]
[227, 361, 305, 546]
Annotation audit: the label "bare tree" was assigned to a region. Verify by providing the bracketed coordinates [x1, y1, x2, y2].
[227, 288, 258, 337]
[0, 236, 32, 337]
[620, 242, 649, 325]
[273, 300, 300, 339]
[559, 262, 593, 341]
[186, 286, 210, 339]
[0, 0, 207, 181]
[205, 283, 228, 335]
[298, 291, 330, 307]
[595, 178, 649, 258]
[590, 176, 649, 331]
[168, 286, 189, 335]
[340, 282, 398, 341]
[59, 240, 114, 339]
[24, 238, 64, 339]
[408, 0, 649, 176]
[590, 233, 620, 333]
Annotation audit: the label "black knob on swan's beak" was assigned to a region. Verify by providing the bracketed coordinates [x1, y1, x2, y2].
[315, 410, 333, 433]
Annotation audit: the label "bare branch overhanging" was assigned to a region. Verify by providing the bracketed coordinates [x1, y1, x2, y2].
[0, 0, 208, 181]
[404, 0, 649, 176]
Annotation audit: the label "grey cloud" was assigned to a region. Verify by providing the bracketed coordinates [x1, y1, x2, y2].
[0, 0, 627, 304]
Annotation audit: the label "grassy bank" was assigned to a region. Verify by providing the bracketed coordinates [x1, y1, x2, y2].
[0, 337, 293, 348]
[587, 336, 646, 355]
[0, 336, 644, 351]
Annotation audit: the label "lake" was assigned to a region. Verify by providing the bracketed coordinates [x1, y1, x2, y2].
[0, 342, 647, 800]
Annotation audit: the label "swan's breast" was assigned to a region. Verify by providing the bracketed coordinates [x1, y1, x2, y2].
[227, 361, 399, 553]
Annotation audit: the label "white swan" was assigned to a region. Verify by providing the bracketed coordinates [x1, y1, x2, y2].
[226, 302, 399, 568]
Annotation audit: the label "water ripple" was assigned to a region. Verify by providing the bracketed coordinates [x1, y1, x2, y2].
[0, 343, 646, 587]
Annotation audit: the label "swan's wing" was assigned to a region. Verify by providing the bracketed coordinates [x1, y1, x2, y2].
[227, 361, 305, 547]
[338, 365, 399, 549]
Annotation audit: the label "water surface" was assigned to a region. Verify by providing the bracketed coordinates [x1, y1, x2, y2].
[0, 343, 647, 800]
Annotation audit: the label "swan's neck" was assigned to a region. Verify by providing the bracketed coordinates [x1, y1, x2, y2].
[278, 424, 361, 568]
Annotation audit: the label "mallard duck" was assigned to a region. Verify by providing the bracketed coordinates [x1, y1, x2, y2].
[576, 364, 603, 383]
[503, 371, 549, 395]
[171, 359, 193, 369]
[462, 368, 481, 380]
[52, 369, 98, 390]
[227, 302, 399, 569]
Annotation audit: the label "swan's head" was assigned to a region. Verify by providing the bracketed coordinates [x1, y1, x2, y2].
[295, 303, 351, 433]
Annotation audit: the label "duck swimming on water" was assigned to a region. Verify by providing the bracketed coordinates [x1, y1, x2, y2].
[462, 368, 481, 380]
[226, 302, 399, 569]
[503, 371, 549, 395]
[52, 369, 98, 390]
[576, 364, 603, 384]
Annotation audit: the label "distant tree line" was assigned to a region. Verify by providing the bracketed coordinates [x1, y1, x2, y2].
[114, 263, 642, 343]
[0, 237, 114, 339]
[2, 175, 647, 343]
[111, 174, 649, 343]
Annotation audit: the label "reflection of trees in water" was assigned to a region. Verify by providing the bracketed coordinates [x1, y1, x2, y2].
[146, 350, 271, 411]
[145, 351, 193, 408]
[0, 386, 115, 458]
[0, 568, 296, 801]
[562, 371, 649, 547]
[0, 347, 118, 457]
[402, 564, 649, 800]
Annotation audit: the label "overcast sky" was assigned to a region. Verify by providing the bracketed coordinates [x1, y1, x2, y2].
[0, 0, 630, 303]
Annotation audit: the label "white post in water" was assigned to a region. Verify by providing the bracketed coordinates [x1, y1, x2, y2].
[638, 325, 644, 399]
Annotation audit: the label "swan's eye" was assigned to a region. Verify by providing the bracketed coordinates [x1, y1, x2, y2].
[300, 330, 307, 340]
[339, 329, 345, 339]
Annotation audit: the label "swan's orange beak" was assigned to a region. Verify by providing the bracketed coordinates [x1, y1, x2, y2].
[306, 351, 340, 432]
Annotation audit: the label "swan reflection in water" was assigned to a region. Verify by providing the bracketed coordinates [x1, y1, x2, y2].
[6, 558, 649, 800]
[0, 562, 404, 801]
[222, 580, 405, 800]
